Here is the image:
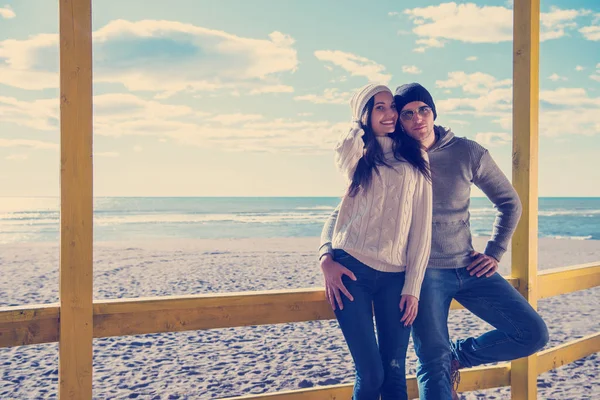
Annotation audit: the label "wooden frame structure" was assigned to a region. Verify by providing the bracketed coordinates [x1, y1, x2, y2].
[0, 0, 598, 399]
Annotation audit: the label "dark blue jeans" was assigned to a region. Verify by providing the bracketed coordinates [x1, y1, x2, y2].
[333, 249, 411, 400]
[412, 267, 549, 399]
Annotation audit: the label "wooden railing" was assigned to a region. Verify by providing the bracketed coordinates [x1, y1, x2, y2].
[1, 263, 599, 399]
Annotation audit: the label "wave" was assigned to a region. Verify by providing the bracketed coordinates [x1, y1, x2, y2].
[544, 235, 593, 240]
[294, 206, 336, 211]
[539, 210, 600, 217]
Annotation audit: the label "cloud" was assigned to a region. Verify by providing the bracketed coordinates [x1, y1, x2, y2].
[208, 113, 264, 125]
[133, 145, 143, 153]
[591, 63, 600, 82]
[578, 13, 600, 40]
[6, 154, 28, 161]
[0, 92, 349, 154]
[294, 88, 352, 105]
[95, 152, 119, 158]
[0, 20, 298, 95]
[575, 65, 585, 71]
[401, 3, 590, 51]
[314, 50, 392, 84]
[466, 56, 478, 61]
[475, 132, 511, 147]
[548, 73, 568, 81]
[402, 65, 422, 74]
[0, 5, 15, 19]
[0, 96, 57, 130]
[437, 73, 600, 137]
[0, 138, 57, 149]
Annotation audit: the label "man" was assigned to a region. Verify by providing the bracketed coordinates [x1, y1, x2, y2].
[318, 83, 549, 399]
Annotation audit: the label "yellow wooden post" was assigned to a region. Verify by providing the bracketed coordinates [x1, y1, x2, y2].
[511, 0, 540, 399]
[59, 0, 93, 399]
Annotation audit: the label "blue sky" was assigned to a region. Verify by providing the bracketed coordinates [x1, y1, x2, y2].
[0, 0, 599, 196]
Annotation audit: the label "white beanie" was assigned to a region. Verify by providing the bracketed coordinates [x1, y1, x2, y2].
[350, 83, 392, 122]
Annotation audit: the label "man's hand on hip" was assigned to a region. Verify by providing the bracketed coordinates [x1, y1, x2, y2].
[467, 250, 499, 278]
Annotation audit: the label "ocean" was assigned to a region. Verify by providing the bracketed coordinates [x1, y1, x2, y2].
[0, 197, 599, 244]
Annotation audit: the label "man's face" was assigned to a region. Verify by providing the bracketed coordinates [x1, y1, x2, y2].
[399, 101, 435, 144]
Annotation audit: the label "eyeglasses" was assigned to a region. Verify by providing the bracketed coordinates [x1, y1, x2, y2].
[399, 106, 432, 122]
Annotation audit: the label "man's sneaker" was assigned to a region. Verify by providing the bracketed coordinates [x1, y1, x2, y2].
[450, 359, 462, 400]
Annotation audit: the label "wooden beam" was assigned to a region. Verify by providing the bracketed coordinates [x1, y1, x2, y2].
[224, 364, 511, 399]
[0, 276, 517, 348]
[59, 0, 93, 399]
[538, 262, 600, 299]
[538, 332, 600, 374]
[92, 289, 335, 337]
[511, 0, 541, 399]
[0, 304, 60, 347]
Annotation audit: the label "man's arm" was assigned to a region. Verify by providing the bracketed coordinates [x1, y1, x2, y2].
[318, 205, 340, 260]
[473, 150, 523, 262]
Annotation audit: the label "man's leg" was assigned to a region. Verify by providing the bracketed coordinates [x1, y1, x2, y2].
[373, 271, 411, 400]
[451, 269, 549, 368]
[333, 252, 383, 400]
[412, 268, 459, 400]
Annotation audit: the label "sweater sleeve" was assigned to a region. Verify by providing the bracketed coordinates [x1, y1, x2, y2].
[334, 123, 365, 182]
[402, 169, 432, 299]
[318, 205, 340, 260]
[473, 150, 522, 262]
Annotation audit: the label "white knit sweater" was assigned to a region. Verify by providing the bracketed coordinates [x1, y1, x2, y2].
[332, 130, 432, 299]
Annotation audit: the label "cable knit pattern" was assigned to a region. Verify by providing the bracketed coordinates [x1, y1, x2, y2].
[320, 128, 522, 271]
[333, 135, 433, 299]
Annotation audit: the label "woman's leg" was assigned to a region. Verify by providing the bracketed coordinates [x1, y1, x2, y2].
[333, 251, 383, 400]
[373, 270, 411, 400]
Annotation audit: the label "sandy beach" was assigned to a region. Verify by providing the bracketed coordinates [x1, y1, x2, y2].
[1, 237, 598, 399]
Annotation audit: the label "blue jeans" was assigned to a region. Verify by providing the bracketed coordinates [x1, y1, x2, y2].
[333, 249, 412, 400]
[412, 267, 549, 399]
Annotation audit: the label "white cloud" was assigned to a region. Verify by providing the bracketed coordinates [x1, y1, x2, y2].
[402, 65, 422, 74]
[475, 132, 511, 147]
[0, 96, 58, 130]
[0, 5, 15, 19]
[439, 75, 600, 137]
[575, 65, 585, 71]
[208, 113, 264, 125]
[449, 119, 470, 126]
[0, 20, 298, 95]
[0, 138, 57, 149]
[314, 50, 392, 84]
[6, 154, 28, 160]
[294, 88, 352, 105]
[402, 3, 590, 51]
[590, 63, 600, 82]
[95, 152, 119, 158]
[436, 71, 512, 95]
[133, 145, 143, 153]
[466, 56, 478, 61]
[548, 73, 568, 81]
[0, 92, 349, 154]
[578, 15, 600, 40]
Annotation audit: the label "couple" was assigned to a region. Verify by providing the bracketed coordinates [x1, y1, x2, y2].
[319, 82, 549, 400]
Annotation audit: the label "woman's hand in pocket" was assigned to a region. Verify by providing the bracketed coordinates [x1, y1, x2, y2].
[400, 295, 419, 327]
[320, 254, 357, 311]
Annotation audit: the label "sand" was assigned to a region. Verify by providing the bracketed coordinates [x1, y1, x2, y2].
[1, 237, 598, 399]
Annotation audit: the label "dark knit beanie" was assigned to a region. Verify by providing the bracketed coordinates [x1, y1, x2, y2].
[394, 83, 437, 120]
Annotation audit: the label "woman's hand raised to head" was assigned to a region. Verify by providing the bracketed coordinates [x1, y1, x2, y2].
[320, 254, 357, 311]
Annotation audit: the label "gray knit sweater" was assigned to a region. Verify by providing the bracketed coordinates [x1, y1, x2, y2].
[320, 127, 522, 269]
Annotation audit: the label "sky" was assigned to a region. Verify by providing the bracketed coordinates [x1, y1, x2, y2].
[0, 0, 599, 197]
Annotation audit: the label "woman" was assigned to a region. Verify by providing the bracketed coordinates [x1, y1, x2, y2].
[320, 83, 432, 400]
